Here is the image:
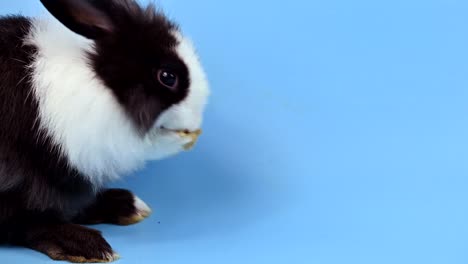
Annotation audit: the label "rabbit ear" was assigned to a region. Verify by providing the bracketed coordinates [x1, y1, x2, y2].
[40, 0, 114, 39]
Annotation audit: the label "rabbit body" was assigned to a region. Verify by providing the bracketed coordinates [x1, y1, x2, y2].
[0, 0, 209, 262]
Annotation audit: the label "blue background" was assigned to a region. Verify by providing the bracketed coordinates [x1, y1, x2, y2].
[1, 0, 468, 263]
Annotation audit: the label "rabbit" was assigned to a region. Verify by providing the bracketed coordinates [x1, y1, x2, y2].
[0, 0, 209, 262]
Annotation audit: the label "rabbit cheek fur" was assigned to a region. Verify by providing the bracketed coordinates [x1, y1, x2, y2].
[0, 0, 209, 262]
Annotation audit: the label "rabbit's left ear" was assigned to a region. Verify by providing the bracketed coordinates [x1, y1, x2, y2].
[40, 0, 114, 39]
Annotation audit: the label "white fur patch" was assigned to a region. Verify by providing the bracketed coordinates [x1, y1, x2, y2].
[154, 32, 210, 132]
[25, 16, 209, 187]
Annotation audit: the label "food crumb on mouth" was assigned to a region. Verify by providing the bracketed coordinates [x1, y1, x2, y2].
[177, 129, 202, 150]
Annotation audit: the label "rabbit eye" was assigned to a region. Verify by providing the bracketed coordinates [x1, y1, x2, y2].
[156, 69, 178, 90]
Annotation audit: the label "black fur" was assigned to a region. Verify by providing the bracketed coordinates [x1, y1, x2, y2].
[0, 15, 94, 224]
[42, 0, 191, 132]
[90, 1, 190, 132]
[74, 189, 143, 225]
[0, 16, 102, 255]
[16, 223, 115, 262]
[0, 0, 191, 261]
[40, 0, 115, 39]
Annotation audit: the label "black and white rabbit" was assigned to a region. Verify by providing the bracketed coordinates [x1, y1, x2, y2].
[0, 0, 209, 262]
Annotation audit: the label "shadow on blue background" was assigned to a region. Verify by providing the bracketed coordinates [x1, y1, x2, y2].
[1, 0, 468, 263]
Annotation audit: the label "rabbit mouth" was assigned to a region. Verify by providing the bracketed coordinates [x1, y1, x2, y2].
[178, 129, 202, 150]
[158, 127, 202, 150]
